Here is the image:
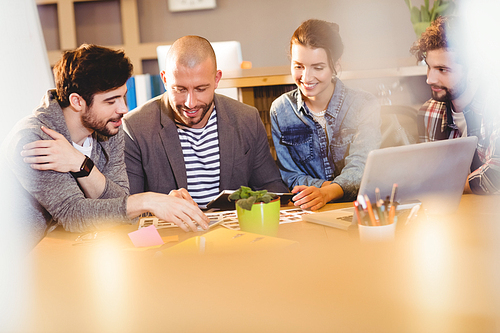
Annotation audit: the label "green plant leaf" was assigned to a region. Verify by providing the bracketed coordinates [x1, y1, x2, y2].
[410, 6, 421, 24]
[236, 196, 256, 211]
[421, 5, 430, 21]
[424, 0, 430, 11]
[255, 190, 268, 198]
[413, 21, 431, 38]
[434, 3, 450, 15]
[230, 185, 278, 210]
[445, 1, 456, 15]
[261, 194, 273, 203]
[430, 0, 440, 22]
[240, 186, 252, 199]
[228, 190, 241, 201]
[404, 0, 412, 11]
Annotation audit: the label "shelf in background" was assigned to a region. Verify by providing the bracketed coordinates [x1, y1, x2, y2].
[36, 0, 159, 73]
[218, 65, 427, 89]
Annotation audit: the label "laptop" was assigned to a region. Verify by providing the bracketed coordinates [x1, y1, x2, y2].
[303, 136, 478, 229]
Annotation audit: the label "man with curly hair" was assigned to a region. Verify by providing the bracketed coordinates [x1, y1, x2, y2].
[411, 16, 500, 194]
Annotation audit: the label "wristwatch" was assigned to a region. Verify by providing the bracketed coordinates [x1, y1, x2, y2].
[70, 156, 94, 178]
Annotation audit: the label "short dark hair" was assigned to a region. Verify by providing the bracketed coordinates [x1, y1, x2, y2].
[290, 19, 344, 74]
[410, 16, 462, 63]
[53, 44, 133, 108]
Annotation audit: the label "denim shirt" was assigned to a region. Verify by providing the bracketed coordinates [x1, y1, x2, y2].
[270, 79, 381, 201]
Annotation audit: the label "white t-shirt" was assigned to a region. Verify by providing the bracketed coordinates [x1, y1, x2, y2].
[72, 135, 93, 157]
[451, 109, 468, 138]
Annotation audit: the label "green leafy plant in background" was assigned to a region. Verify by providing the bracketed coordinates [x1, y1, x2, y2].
[404, 0, 455, 38]
[229, 186, 277, 211]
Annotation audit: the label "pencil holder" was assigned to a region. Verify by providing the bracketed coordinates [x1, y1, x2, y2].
[358, 219, 397, 242]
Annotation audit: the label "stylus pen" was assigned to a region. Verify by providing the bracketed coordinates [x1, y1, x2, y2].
[375, 187, 381, 203]
[390, 183, 398, 207]
[354, 200, 368, 226]
[376, 200, 387, 225]
[389, 205, 396, 225]
[357, 194, 367, 210]
[364, 195, 379, 226]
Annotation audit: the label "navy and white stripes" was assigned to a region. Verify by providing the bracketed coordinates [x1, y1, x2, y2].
[175, 110, 220, 208]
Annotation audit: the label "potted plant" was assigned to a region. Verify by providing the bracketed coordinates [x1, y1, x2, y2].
[229, 186, 281, 236]
[404, 0, 455, 38]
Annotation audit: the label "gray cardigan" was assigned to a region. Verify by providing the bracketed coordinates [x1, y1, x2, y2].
[2, 90, 131, 247]
[123, 93, 287, 195]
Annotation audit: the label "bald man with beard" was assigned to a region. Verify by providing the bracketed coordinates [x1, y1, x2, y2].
[2, 44, 210, 251]
[123, 36, 287, 209]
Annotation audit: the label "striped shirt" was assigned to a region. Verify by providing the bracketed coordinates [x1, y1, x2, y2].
[175, 109, 220, 208]
[417, 97, 500, 194]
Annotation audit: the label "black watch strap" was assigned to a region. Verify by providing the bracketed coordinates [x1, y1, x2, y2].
[70, 156, 94, 178]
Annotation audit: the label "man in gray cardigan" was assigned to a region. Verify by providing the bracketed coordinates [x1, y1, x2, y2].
[123, 36, 287, 208]
[3, 44, 209, 250]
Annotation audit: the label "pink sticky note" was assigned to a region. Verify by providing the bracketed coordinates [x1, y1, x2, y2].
[128, 225, 165, 248]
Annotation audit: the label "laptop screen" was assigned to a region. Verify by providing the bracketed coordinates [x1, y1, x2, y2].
[358, 137, 478, 214]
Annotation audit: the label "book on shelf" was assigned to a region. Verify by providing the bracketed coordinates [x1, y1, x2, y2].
[126, 74, 165, 111]
[126, 76, 136, 110]
[134, 74, 152, 107]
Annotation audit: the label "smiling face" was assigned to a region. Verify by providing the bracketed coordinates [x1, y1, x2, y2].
[80, 84, 128, 137]
[162, 58, 222, 129]
[425, 48, 467, 102]
[291, 43, 335, 105]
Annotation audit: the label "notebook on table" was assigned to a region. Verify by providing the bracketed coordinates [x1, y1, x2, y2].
[303, 136, 478, 229]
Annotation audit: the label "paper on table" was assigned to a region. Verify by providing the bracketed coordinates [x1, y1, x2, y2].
[138, 208, 313, 230]
[128, 225, 165, 247]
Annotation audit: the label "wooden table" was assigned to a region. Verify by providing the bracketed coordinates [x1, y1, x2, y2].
[8, 195, 500, 332]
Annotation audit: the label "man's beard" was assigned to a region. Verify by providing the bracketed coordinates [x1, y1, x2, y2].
[81, 108, 122, 137]
[431, 79, 467, 103]
[431, 87, 452, 102]
[174, 100, 213, 127]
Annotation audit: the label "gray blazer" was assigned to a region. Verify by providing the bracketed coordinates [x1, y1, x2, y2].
[123, 93, 287, 195]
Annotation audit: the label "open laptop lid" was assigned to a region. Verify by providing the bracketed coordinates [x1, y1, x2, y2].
[358, 136, 478, 215]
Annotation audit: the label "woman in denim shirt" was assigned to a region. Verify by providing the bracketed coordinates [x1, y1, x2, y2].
[270, 19, 381, 210]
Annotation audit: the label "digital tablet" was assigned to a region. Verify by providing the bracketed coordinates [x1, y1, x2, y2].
[205, 190, 294, 211]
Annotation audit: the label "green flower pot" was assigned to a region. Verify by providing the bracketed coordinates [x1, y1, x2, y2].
[236, 198, 280, 236]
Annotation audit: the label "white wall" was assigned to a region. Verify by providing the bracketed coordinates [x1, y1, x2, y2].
[0, 0, 53, 144]
[137, 0, 418, 70]
[0, 1, 53, 330]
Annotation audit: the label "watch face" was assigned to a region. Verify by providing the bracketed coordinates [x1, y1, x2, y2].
[72, 156, 94, 178]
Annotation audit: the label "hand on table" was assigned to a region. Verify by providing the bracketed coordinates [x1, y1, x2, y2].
[292, 182, 344, 211]
[292, 185, 329, 211]
[131, 192, 209, 232]
[169, 188, 197, 206]
[20, 126, 85, 173]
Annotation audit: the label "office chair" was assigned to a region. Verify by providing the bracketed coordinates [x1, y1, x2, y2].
[379, 105, 419, 148]
[157, 41, 242, 100]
